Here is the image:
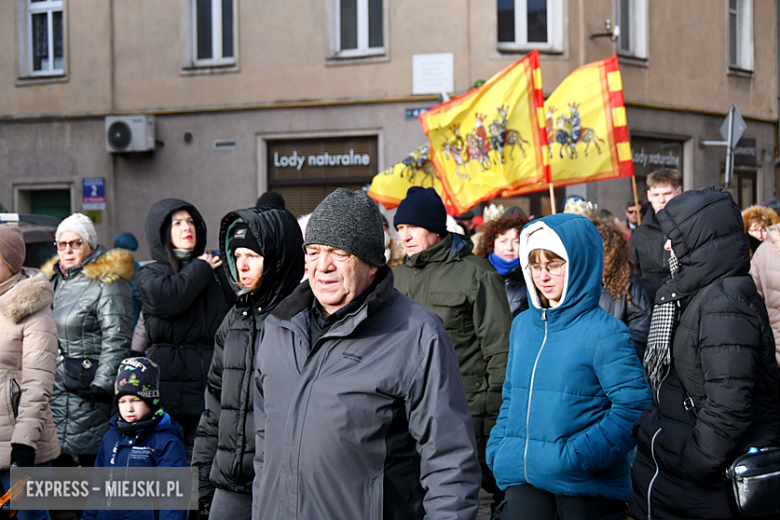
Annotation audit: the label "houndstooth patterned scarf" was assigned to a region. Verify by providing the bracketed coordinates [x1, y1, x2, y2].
[643, 254, 680, 391]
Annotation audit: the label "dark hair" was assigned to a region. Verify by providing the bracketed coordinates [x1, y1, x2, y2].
[161, 218, 183, 274]
[475, 213, 529, 258]
[590, 217, 631, 302]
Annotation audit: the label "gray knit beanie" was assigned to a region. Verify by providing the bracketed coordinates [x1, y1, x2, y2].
[304, 189, 386, 266]
[56, 213, 98, 250]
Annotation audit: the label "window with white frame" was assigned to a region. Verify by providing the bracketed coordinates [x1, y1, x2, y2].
[728, 0, 753, 71]
[27, 0, 64, 75]
[192, 0, 235, 66]
[334, 0, 384, 57]
[497, 0, 563, 53]
[616, 0, 647, 59]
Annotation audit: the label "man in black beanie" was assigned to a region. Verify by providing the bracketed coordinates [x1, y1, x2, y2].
[251, 188, 481, 520]
[394, 186, 512, 515]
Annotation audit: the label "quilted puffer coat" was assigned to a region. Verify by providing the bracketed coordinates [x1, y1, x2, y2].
[43, 247, 134, 455]
[629, 187, 780, 520]
[0, 269, 60, 467]
[136, 199, 233, 417]
[750, 223, 780, 366]
[486, 214, 650, 501]
[191, 206, 304, 509]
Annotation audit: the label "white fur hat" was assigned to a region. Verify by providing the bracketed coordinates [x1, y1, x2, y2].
[56, 213, 98, 250]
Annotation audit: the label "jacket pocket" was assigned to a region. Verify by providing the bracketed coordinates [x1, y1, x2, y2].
[10, 379, 21, 419]
[428, 292, 467, 333]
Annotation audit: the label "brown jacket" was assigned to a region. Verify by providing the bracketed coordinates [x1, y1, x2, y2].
[750, 223, 780, 366]
[0, 269, 61, 467]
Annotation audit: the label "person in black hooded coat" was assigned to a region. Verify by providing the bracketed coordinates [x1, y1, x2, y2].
[135, 199, 234, 461]
[191, 206, 304, 520]
[628, 186, 780, 520]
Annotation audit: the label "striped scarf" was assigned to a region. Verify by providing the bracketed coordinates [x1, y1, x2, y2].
[643, 254, 680, 390]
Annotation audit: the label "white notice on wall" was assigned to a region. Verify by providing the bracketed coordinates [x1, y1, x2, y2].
[412, 53, 454, 95]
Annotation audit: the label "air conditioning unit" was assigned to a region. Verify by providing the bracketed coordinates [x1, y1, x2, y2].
[105, 115, 156, 153]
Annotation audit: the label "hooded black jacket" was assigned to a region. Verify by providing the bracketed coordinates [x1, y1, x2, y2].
[136, 199, 233, 417]
[191, 207, 304, 507]
[598, 274, 651, 360]
[503, 264, 529, 318]
[628, 187, 780, 520]
[629, 209, 671, 303]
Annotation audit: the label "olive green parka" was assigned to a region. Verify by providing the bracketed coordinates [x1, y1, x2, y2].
[393, 233, 512, 461]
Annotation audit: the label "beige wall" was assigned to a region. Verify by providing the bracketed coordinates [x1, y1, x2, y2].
[1, 1, 776, 119]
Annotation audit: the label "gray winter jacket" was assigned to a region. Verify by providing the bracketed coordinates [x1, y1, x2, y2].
[43, 247, 134, 455]
[252, 266, 481, 520]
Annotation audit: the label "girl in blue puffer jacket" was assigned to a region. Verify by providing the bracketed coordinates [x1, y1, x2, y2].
[486, 214, 651, 520]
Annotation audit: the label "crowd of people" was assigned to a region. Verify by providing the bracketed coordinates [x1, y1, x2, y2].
[0, 166, 779, 520]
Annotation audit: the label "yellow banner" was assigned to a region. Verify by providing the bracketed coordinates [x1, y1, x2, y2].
[420, 51, 549, 215]
[367, 144, 443, 209]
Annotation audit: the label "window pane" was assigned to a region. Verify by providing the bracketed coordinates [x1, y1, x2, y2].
[729, 12, 737, 65]
[340, 0, 357, 50]
[368, 0, 382, 48]
[619, 0, 630, 52]
[497, 0, 515, 42]
[32, 13, 48, 71]
[52, 10, 63, 69]
[197, 0, 213, 60]
[221, 0, 233, 57]
[729, 0, 737, 10]
[527, 0, 548, 43]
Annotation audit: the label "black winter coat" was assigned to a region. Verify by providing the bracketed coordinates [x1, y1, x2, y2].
[191, 207, 304, 507]
[598, 274, 651, 360]
[629, 210, 671, 303]
[503, 264, 529, 318]
[136, 199, 234, 417]
[628, 187, 780, 520]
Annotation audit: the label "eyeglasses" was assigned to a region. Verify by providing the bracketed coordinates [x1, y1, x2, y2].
[530, 261, 566, 278]
[55, 239, 84, 251]
[626, 208, 637, 214]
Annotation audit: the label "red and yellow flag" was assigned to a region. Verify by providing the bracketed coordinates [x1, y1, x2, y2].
[367, 144, 443, 209]
[420, 51, 549, 215]
[506, 54, 634, 196]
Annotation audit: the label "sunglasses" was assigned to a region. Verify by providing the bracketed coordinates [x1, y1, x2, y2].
[55, 239, 84, 251]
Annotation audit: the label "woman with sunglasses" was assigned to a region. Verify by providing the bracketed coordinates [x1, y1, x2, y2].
[42, 213, 134, 467]
[486, 214, 650, 520]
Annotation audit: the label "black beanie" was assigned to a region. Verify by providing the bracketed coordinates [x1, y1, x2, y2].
[256, 191, 286, 209]
[394, 187, 448, 236]
[114, 357, 161, 410]
[303, 189, 386, 267]
[230, 224, 262, 255]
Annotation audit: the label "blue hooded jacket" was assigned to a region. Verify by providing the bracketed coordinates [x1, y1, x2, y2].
[81, 413, 188, 520]
[486, 213, 651, 501]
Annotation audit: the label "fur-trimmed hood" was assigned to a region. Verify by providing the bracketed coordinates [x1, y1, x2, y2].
[0, 269, 54, 324]
[41, 248, 135, 284]
[742, 205, 780, 233]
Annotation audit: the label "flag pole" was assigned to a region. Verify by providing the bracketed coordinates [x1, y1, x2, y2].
[548, 183, 557, 214]
[631, 175, 641, 225]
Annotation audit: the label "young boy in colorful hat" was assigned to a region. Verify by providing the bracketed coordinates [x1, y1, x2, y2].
[81, 358, 187, 520]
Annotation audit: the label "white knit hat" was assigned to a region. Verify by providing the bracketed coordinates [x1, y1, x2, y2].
[525, 226, 568, 262]
[56, 213, 98, 250]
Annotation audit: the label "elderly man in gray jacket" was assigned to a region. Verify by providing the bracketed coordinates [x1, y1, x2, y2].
[252, 189, 481, 520]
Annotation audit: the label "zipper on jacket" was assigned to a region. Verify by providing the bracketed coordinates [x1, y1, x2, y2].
[523, 308, 548, 483]
[647, 427, 662, 520]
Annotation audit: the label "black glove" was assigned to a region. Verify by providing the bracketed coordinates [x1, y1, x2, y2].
[76, 388, 92, 401]
[11, 444, 36, 467]
[89, 385, 113, 409]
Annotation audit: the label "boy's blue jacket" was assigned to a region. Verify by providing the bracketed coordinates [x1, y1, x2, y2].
[486, 214, 651, 501]
[81, 412, 188, 520]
